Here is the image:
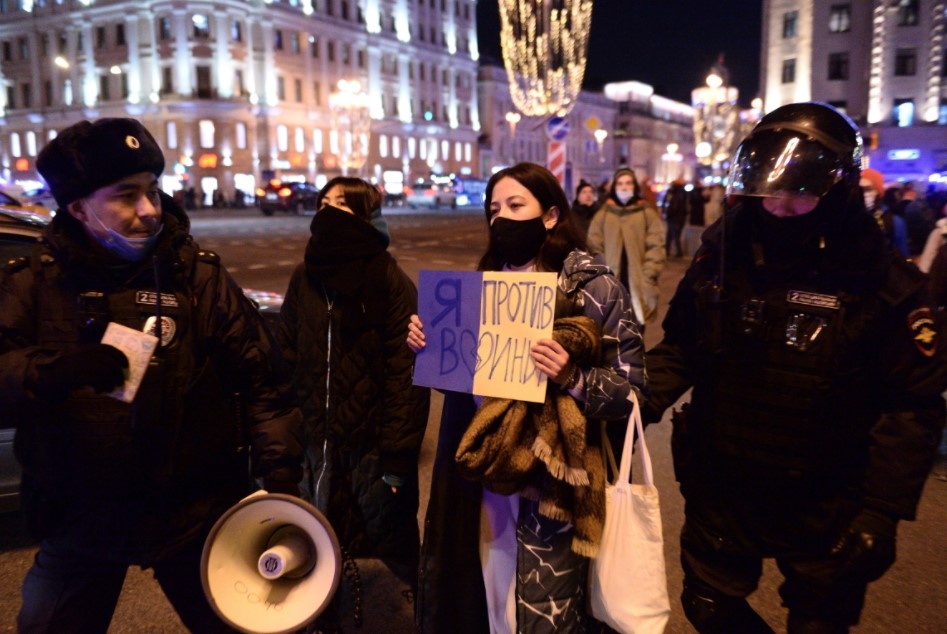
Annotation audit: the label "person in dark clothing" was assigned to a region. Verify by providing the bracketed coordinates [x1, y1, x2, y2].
[662, 179, 689, 258]
[688, 182, 706, 227]
[1, 118, 304, 633]
[899, 183, 935, 256]
[861, 168, 908, 257]
[644, 103, 947, 633]
[408, 162, 645, 633]
[276, 176, 430, 630]
[571, 179, 599, 235]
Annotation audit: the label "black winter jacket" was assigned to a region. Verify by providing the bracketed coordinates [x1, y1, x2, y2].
[0, 194, 303, 562]
[277, 254, 429, 578]
[647, 199, 947, 523]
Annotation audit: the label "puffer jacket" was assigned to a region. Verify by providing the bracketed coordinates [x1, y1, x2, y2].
[0, 193, 303, 562]
[277, 255, 429, 579]
[587, 198, 666, 323]
[416, 249, 645, 633]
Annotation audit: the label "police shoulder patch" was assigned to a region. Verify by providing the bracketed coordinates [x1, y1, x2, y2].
[907, 307, 938, 357]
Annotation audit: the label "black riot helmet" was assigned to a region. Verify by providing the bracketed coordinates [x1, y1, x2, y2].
[726, 102, 862, 200]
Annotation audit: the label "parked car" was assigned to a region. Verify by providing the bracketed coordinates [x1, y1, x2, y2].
[255, 180, 319, 216]
[0, 209, 285, 512]
[405, 180, 457, 209]
[0, 187, 53, 218]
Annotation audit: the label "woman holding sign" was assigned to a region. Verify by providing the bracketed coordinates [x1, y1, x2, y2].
[277, 176, 430, 630]
[410, 162, 646, 633]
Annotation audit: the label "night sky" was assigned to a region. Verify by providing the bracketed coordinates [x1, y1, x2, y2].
[477, 1, 763, 107]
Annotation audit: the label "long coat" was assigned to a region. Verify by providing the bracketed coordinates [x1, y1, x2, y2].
[277, 256, 429, 580]
[587, 199, 666, 323]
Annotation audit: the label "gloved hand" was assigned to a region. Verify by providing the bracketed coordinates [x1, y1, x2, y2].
[33, 344, 129, 402]
[830, 508, 898, 582]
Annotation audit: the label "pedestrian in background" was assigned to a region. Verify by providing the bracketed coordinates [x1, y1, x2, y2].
[571, 179, 599, 235]
[899, 182, 934, 257]
[688, 181, 706, 227]
[860, 168, 908, 258]
[661, 178, 689, 258]
[703, 183, 726, 227]
[644, 102, 947, 633]
[276, 176, 430, 630]
[409, 162, 645, 633]
[1, 118, 304, 632]
[587, 167, 666, 325]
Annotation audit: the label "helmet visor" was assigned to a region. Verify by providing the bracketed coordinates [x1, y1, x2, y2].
[726, 130, 848, 199]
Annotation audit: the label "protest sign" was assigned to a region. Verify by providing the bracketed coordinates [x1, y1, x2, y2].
[412, 270, 557, 403]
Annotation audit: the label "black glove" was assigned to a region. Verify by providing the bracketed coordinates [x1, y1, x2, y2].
[830, 508, 898, 582]
[33, 344, 129, 402]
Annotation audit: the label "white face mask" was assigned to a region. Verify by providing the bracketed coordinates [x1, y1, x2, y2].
[615, 189, 634, 205]
[84, 201, 162, 261]
[863, 190, 878, 209]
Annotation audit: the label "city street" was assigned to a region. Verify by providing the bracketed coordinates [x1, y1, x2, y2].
[1, 208, 945, 633]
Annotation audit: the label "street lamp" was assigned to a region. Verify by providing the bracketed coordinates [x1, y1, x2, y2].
[593, 128, 608, 163]
[690, 57, 739, 180]
[504, 111, 521, 162]
[329, 79, 371, 176]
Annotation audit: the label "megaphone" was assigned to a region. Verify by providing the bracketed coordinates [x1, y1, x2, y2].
[201, 491, 341, 634]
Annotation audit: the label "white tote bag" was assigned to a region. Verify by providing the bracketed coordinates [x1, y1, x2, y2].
[589, 390, 670, 633]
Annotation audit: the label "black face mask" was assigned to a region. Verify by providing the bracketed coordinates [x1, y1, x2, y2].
[490, 216, 548, 267]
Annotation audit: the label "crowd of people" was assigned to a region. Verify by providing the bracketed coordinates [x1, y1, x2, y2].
[2, 103, 947, 633]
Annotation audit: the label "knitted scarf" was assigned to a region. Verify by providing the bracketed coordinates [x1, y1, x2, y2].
[454, 315, 607, 557]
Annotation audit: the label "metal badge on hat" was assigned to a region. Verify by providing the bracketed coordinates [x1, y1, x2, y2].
[126, 135, 140, 149]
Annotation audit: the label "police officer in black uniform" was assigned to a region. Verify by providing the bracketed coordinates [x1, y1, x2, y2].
[0, 118, 304, 632]
[644, 102, 947, 633]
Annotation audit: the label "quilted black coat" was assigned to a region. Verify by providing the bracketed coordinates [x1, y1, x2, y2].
[277, 255, 430, 581]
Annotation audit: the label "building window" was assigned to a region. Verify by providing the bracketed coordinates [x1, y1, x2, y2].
[310, 35, 319, 58]
[781, 58, 796, 83]
[938, 98, 947, 125]
[232, 21, 242, 42]
[161, 67, 173, 95]
[314, 81, 321, 106]
[116, 24, 126, 47]
[277, 125, 288, 152]
[99, 75, 110, 101]
[342, 43, 350, 65]
[235, 122, 247, 149]
[277, 76, 285, 101]
[783, 11, 798, 38]
[341, 0, 349, 20]
[21, 83, 31, 108]
[828, 52, 849, 80]
[96, 26, 106, 49]
[10, 132, 20, 157]
[327, 41, 335, 62]
[895, 48, 916, 76]
[26, 131, 36, 157]
[291, 32, 300, 54]
[893, 98, 914, 127]
[43, 79, 52, 107]
[274, 30, 283, 51]
[199, 120, 215, 148]
[158, 16, 171, 41]
[120, 74, 128, 99]
[379, 134, 388, 158]
[193, 14, 210, 38]
[2, 41, 9, 62]
[295, 127, 305, 153]
[39, 33, 49, 58]
[294, 78, 302, 103]
[313, 128, 323, 153]
[357, 49, 365, 68]
[196, 66, 212, 98]
[829, 4, 850, 33]
[896, 0, 919, 26]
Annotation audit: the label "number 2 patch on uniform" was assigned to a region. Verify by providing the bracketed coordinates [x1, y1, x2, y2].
[908, 307, 938, 357]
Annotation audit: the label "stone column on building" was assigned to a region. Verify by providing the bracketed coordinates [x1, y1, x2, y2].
[125, 13, 141, 104]
[173, 8, 192, 96]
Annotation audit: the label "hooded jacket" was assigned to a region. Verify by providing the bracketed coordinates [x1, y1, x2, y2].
[0, 193, 303, 562]
[587, 198, 666, 323]
[276, 212, 429, 580]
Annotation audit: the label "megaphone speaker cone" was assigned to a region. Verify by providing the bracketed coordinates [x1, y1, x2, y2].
[201, 491, 341, 634]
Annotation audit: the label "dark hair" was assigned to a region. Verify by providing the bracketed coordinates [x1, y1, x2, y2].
[316, 176, 381, 223]
[477, 162, 587, 272]
[607, 168, 642, 205]
[575, 180, 595, 198]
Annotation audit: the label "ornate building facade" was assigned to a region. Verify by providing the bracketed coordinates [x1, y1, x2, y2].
[0, 0, 481, 205]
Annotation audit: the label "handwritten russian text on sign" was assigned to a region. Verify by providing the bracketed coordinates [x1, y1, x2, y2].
[413, 270, 557, 403]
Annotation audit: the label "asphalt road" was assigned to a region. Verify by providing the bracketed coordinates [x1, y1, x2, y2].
[0, 210, 944, 633]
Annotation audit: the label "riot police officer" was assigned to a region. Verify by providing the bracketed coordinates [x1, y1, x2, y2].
[644, 102, 947, 633]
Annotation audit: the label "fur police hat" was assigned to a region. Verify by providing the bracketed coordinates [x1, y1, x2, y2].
[37, 118, 165, 210]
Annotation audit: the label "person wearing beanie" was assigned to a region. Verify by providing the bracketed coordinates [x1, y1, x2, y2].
[571, 180, 599, 235]
[275, 176, 430, 631]
[587, 167, 666, 325]
[860, 167, 908, 257]
[2, 117, 304, 631]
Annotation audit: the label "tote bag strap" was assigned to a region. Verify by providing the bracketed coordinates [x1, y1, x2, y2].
[600, 389, 654, 488]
